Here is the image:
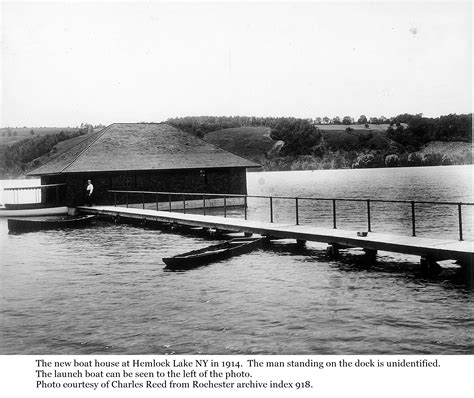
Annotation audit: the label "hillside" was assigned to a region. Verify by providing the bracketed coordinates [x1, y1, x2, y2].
[0, 128, 95, 178]
[204, 126, 281, 163]
[203, 124, 404, 168]
[0, 127, 83, 146]
[318, 124, 405, 152]
[197, 123, 471, 170]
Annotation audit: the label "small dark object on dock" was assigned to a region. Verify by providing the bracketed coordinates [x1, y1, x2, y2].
[163, 237, 263, 270]
[357, 231, 368, 237]
[8, 215, 96, 233]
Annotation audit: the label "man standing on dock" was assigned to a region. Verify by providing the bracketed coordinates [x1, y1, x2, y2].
[86, 180, 94, 207]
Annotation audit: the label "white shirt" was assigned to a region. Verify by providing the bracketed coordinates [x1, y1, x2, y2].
[86, 183, 94, 195]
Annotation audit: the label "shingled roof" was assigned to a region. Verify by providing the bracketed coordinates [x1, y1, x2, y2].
[28, 123, 260, 176]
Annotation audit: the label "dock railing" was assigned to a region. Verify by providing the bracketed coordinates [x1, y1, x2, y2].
[108, 190, 473, 241]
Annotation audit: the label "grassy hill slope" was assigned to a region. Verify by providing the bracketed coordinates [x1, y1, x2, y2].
[199, 123, 470, 170]
[0, 127, 83, 146]
[204, 126, 280, 163]
[203, 124, 403, 165]
[0, 129, 99, 178]
[318, 124, 404, 152]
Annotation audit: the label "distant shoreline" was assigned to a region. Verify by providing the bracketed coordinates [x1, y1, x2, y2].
[248, 162, 473, 172]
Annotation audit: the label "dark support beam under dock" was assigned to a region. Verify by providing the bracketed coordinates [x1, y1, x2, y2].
[420, 256, 442, 275]
[363, 248, 378, 258]
[326, 244, 340, 258]
[296, 239, 306, 248]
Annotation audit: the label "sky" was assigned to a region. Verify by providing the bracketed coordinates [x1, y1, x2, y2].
[0, 1, 472, 127]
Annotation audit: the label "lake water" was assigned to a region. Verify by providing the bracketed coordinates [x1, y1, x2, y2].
[0, 165, 473, 354]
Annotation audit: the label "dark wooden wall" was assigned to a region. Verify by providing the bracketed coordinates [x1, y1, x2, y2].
[41, 168, 248, 206]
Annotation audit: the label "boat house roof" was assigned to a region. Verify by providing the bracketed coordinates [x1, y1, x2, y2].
[28, 123, 260, 176]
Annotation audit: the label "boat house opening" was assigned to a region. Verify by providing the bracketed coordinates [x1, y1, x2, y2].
[28, 123, 260, 207]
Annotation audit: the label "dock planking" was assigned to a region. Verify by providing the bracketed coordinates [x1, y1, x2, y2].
[77, 206, 473, 267]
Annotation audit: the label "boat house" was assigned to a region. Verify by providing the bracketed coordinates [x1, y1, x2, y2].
[28, 123, 260, 207]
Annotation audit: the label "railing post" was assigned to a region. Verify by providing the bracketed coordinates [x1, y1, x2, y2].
[56, 186, 59, 204]
[203, 195, 206, 215]
[270, 197, 273, 223]
[126, 192, 129, 208]
[224, 196, 227, 218]
[183, 195, 186, 214]
[114, 192, 117, 207]
[367, 199, 371, 232]
[244, 196, 247, 220]
[295, 197, 299, 225]
[156, 194, 159, 211]
[332, 199, 337, 229]
[411, 201, 416, 237]
[169, 194, 172, 212]
[458, 203, 463, 241]
[142, 193, 145, 210]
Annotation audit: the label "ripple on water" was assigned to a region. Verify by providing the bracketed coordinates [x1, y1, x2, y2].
[1, 167, 473, 354]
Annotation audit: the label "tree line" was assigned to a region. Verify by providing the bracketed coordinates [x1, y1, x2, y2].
[386, 113, 471, 150]
[168, 114, 472, 170]
[168, 113, 472, 151]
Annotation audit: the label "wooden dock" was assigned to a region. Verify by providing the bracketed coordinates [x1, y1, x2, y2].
[77, 205, 473, 268]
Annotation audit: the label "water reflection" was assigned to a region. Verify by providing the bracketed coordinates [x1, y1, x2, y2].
[1, 166, 473, 355]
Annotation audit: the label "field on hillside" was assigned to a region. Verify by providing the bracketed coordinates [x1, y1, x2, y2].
[0, 127, 82, 146]
[204, 126, 277, 163]
[203, 124, 407, 162]
[317, 124, 403, 151]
